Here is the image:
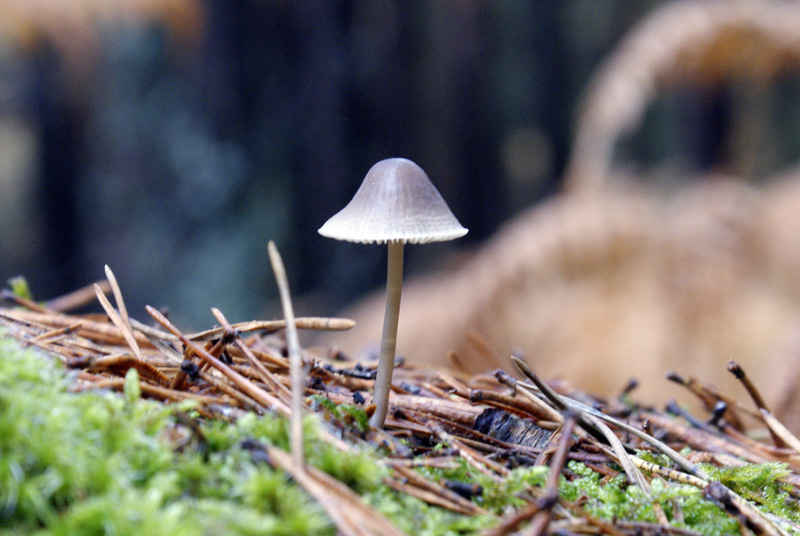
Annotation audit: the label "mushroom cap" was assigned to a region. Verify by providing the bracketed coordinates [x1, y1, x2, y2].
[318, 158, 468, 244]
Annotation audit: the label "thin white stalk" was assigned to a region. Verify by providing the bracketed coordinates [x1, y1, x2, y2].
[268, 241, 305, 469]
[370, 240, 404, 429]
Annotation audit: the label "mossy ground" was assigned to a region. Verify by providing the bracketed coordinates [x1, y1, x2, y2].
[1, 333, 798, 535]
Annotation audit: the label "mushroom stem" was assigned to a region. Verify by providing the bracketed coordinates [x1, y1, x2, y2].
[370, 240, 404, 428]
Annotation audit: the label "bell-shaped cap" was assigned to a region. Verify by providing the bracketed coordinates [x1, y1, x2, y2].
[318, 158, 468, 244]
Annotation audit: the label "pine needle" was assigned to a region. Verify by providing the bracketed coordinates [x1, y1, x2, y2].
[268, 241, 306, 470]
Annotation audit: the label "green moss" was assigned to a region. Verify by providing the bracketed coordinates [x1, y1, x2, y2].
[309, 394, 371, 434]
[559, 461, 743, 535]
[0, 334, 332, 535]
[364, 486, 495, 535]
[479, 465, 549, 513]
[702, 462, 800, 525]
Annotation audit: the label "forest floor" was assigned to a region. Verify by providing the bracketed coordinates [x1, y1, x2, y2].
[1, 273, 800, 536]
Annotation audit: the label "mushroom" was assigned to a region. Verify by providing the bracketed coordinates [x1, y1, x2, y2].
[319, 158, 467, 428]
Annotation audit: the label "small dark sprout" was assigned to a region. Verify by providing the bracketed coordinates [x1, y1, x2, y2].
[239, 437, 263, 450]
[704, 481, 736, 509]
[666, 371, 684, 384]
[727, 361, 745, 379]
[307, 375, 325, 391]
[621, 378, 638, 395]
[400, 382, 421, 395]
[66, 356, 92, 368]
[665, 400, 680, 415]
[442, 479, 483, 500]
[666, 400, 708, 429]
[180, 359, 200, 381]
[490, 449, 537, 468]
[221, 328, 239, 344]
[239, 438, 271, 465]
[642, 419, 653, 435]
[708, 400, 728, 427]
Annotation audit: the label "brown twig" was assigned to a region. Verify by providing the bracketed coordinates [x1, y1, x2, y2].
[75, 354, 171, 386]
[30, 322, 84, 343]
[212, 308, 292, 401]
[94, 283, 142, 360]
[185, 317, 356, 342]
[145, 305, 290, 416]
[728, 360, 786, 448]
[267, 241, 306, 470]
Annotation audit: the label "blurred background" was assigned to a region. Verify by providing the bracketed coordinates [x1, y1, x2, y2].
[2, 0, 800, 329]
